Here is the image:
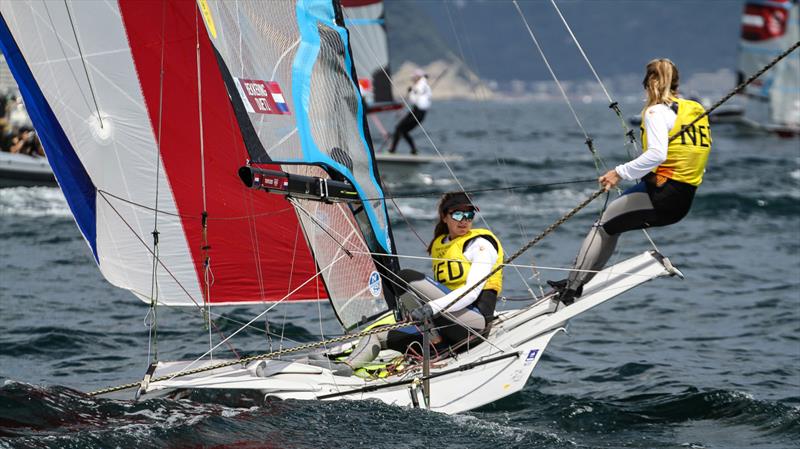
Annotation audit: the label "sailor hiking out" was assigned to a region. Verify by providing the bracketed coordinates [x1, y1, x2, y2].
[340, 192, 503, 371]
[551, 58, 711, 305]
[388, 69, 432, 155]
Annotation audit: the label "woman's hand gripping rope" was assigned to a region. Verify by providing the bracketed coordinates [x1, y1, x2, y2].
[599, 169, 621, 191]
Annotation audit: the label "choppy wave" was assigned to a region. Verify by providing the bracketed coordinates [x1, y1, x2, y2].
[0, 187, 69, 217]
[692, 191, 800, 217]
[1, 381, 796, 449]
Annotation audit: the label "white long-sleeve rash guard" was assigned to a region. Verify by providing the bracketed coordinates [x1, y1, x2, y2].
[409, 77, 432, 111]
[615, 103, 677, 180]
[427, 237, 498, 315]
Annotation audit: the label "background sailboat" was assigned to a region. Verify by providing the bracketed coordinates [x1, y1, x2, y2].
[341, 0, 462, 178]
[737, 0, 800, 136]
[630, 0, 799, 136]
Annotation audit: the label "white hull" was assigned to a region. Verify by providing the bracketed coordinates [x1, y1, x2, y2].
[374, 152, 462, 182]
[0, 152, 56, 188]
[141, 251, 675, 414]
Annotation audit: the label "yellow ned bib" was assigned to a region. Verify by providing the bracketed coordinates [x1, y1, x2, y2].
[640, 97, 711, 186]
[429, 229, 503, 294]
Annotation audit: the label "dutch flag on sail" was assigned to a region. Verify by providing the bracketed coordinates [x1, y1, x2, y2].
[267, 81, 290, 115]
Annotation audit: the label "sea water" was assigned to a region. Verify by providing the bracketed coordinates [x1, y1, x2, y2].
[0, 100, 798, 448]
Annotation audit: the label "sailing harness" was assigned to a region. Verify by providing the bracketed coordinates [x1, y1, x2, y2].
[87, 29, 800, 401]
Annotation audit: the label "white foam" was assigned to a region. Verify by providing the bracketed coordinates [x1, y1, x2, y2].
[0, 186, 70, 217]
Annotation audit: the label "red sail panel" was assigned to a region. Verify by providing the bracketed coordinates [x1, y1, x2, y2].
[119, 0, 324, 303]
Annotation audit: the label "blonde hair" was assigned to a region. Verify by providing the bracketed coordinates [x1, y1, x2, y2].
[642, 58, 679, 110]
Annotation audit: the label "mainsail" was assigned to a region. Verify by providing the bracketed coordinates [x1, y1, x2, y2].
[0, 0, 398, 329]
[738, 0, 800, 129]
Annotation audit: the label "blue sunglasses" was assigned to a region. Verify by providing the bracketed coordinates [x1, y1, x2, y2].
[449, 210, 476, 222]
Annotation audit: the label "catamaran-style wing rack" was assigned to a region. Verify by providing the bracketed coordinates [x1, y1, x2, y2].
[239, 166, 360, 203]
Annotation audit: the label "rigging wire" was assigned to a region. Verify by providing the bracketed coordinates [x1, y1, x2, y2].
[62, 0, 103, 128]
[97, 189, 243, 361]
[512, 0, 620, 287]
[41, 2, 95, 121]
[89, 187, 610, 396]
[289, 195, 504, 351]
[512, 0, 606, 174]
[549, 0, 639, 159]
[159, 254, 350, 385]
[96, 178, 594, 218]
[89, 3, 799, 398]
[193, 5, 214, 360]
[522, 0, 656, 263]
[380, 182, 428, 248]
[145, 0, 170, 366]
[443, 1, 541, 299]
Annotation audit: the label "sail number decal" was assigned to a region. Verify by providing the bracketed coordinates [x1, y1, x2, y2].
[368, 271, 382, 297]
[234, 78, 291, 115]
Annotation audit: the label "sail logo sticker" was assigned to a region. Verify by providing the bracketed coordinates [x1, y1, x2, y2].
[234, 78, 291, 115]
[368, 271, 382, 297]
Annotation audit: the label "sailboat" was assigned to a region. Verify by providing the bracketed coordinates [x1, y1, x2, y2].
[631, 1, 800, 136]
[0, 0, 680, 414]
[341, 0, 460, 177]
[0, 98, 56, 187]
[737, 0, 800, 136]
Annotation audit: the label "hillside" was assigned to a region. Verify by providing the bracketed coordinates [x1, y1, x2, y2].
[384, 0, 746, 98]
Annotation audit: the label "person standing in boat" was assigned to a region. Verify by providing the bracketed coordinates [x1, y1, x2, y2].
[388, 69, 431, 155]
[552, 58, 711, 306]
[341, 192, 504, 371]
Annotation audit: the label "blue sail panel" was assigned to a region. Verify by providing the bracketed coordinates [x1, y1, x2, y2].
[0, 15, 97, 260]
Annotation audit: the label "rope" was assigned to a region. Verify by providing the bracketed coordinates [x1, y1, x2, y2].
[549, 0, 638, 160]
[88, 185, 603, 397]
[436, 189, 606, 315]
[87, 318, 415, 396]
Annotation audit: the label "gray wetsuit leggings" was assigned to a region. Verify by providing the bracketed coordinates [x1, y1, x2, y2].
[566, 177, 695, 291]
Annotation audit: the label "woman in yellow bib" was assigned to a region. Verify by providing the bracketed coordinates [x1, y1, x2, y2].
[552, 58, 711, 306]
[393, 191, 503, 346]
[341, 192, 503, 370]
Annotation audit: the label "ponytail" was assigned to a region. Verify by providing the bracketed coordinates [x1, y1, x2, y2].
[642, 58, 679, 110]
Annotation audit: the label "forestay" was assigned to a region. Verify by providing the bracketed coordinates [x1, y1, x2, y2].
[0, 0, 398, 329]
